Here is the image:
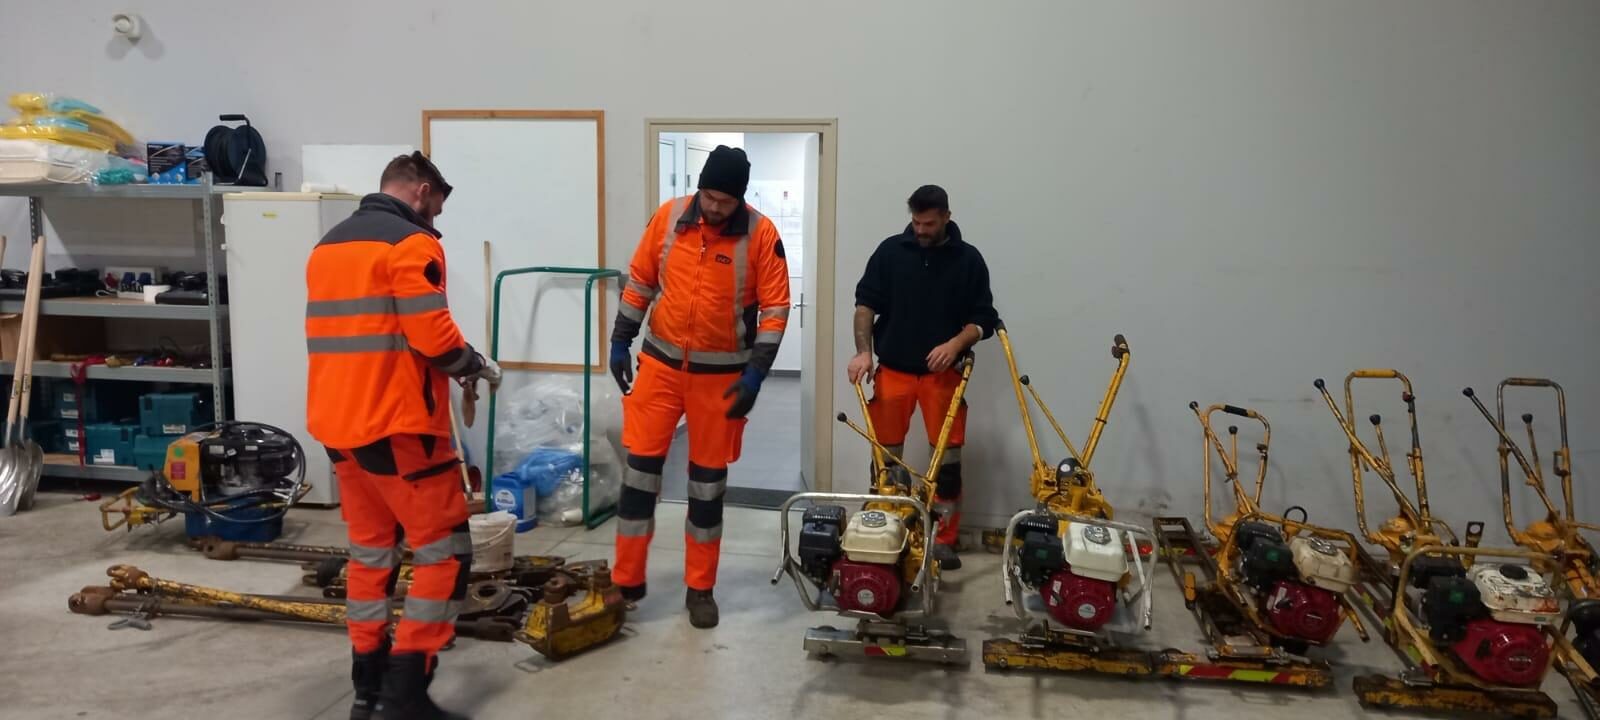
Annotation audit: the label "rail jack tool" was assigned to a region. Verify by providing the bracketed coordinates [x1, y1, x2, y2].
[69, 557, 626, 661]
[1151, 402, 1371, 689]
[1464, 378, 1600, 717]
[771, 355, 974, 664]
[1316, 370, 1568, 718]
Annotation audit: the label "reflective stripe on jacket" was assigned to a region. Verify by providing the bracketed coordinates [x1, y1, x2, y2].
[305, 193, 481, 448]
[613, 195, 791, 374]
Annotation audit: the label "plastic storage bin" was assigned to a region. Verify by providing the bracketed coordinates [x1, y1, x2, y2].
[133, 434, 176, 471]
[27, 420, 61, 453]
[85, 423, 138, 466]
[55, 384, 95, 422]
[140, 392, 203, 436]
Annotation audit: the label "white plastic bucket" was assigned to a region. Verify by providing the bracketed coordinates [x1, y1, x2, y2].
[469, 511, 516, 573]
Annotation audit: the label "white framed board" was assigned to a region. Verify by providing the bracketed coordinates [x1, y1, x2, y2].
[423, 110, 606, 371]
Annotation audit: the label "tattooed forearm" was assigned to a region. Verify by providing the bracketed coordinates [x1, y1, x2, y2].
[853, 305, 875, 354]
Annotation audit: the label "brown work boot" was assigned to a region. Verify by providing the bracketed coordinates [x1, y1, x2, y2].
[373, 652, 468, 720]
[686, 588, 719, 629]
[349, 640, 388, 720]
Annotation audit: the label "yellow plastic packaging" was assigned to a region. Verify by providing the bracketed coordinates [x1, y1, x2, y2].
[0, 124, 115, 153]
[17, 111, 134, 149]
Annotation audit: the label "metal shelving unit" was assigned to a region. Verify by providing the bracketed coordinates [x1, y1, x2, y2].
[0, 296, 224, 320]
[0, 176, 235, 482]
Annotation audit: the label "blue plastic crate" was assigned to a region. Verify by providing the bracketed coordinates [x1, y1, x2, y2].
[140, 392, 204, 436]
[85, 423, 138, 466]
[133, 434, 177, 471]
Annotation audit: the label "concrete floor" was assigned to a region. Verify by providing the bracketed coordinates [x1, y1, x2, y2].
[1, 490, 1591, 720]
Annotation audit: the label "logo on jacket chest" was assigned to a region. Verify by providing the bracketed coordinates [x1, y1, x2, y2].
[715, 254, 733, 265]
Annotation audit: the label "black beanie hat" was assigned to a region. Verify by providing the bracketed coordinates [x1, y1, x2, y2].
[697, 145, 750, 198]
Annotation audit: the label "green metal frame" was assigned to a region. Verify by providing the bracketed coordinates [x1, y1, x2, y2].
[484, 266, 621, 530]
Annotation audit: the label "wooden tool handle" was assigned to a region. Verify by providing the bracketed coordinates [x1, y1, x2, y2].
[15, 237, 47, 424]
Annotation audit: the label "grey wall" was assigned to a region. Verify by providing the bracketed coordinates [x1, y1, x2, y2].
[2, 1, 1597, 540]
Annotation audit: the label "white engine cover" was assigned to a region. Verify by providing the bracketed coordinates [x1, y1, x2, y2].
[1470, 564, 1558, 625]
[1065, 521, 1128, 583]
[840, 510, 908, 564]
[1289, 536, 1357, 594]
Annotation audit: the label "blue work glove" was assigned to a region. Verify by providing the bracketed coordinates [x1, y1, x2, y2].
[723, 367, 765, 419]
[610, 341, 634, 394]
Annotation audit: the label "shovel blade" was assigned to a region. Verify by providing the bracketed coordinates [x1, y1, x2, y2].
[0, 445, 23, 517]
[16, 441, 42, 511]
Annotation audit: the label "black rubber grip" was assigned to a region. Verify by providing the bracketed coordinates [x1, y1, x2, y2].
[1223, 404, 1250, 417]
[1111, 334, 1128, 359]
[1522, 413, 1534, 424]
[1020, 375, 1031, 386]
[1313, 378, 1326, 390]
[1462, 387, 1475, 398]
[218, 113, 249, 123]
[1369, 414, 1382, 425]
[1228, 426, 1239, 435]
[835, 412, 848, 422]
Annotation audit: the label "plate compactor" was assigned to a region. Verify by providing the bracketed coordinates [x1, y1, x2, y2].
[1463, 379, 1600, 717]
[1315, 370, 1571, 718]
[1152, 402, 1371, 690]
[771, 355, 975, 664]
[983, 327, 1183, 677]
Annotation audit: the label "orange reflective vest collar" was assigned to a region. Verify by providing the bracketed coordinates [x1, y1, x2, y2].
[305, 193, 481, 449]
[614, 195, 791, 375]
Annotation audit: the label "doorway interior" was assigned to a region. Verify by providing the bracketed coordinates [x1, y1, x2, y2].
[647, 120, 837, 508]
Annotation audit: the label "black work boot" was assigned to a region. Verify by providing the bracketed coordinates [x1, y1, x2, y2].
[350, 640, 389, 720]
[373, 652, 468, 720]
[620, 582, 647, 605]
[686, 588, 719, 629]
[933, 544, 962, 571]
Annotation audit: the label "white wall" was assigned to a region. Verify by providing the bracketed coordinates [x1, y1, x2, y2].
[3, 1, 1598, 540]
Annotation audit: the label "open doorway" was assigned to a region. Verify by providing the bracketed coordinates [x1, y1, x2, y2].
[647, 120, 838, 508]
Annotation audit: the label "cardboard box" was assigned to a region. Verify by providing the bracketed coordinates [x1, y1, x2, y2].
[185, 146, 208, 185]
[146, 142, 186, 184]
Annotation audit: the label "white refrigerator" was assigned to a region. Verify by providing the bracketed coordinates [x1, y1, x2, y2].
[223, 192, 358, 505]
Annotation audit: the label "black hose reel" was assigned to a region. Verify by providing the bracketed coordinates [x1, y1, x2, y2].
[203, 114, 267, 186]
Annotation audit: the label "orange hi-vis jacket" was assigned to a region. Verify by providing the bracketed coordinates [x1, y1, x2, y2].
[613, 195, 791, 375]
[305, 194, 484, 449]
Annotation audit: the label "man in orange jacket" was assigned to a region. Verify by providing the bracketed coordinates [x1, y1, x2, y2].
[847, 185, 997, 570]
[609, 146, 790, 628]
[306, 152, 499, 720]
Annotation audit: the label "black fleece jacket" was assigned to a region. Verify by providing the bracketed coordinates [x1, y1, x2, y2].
[854, 221, 998, 374]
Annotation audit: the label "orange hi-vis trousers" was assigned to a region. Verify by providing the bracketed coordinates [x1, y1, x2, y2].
[330, 434, 472, 658]
[615, 354, 747, 592]
[867, 366, 967, 546]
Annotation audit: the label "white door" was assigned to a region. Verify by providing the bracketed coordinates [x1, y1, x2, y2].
[798, 134, 821, 487]
[685, 143, 712, 192]
[658, 139, 678, 205]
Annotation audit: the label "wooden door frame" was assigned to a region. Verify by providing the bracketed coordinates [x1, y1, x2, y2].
[644, 118, 839, 493]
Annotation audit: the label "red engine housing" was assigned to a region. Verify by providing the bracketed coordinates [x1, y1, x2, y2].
[1451, 618, 1550, 687]
[832, 559, 901, 616]
[1264, 580, 1342, 643]
[1042, 568, 1117, 631]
